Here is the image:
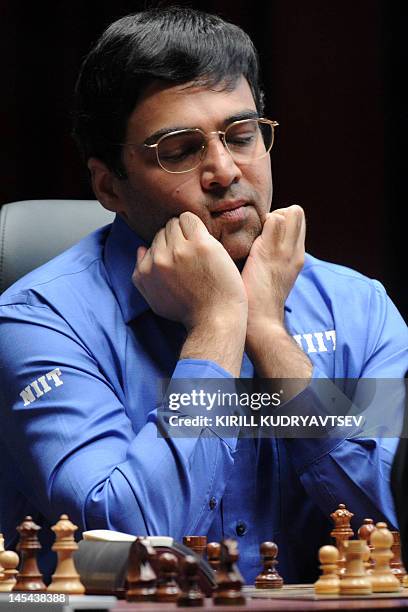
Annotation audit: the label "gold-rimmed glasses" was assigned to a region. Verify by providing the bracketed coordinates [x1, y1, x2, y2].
[123, 118, 278, 174]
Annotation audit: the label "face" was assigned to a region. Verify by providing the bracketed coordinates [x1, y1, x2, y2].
[114, 76, 273, 262]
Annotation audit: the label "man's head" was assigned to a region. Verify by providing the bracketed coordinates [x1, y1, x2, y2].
[73, 7, 274, 262]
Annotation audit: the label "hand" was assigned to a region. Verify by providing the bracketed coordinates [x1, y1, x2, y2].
[132, 212, 248, 332]
[241, 205, 306, 334]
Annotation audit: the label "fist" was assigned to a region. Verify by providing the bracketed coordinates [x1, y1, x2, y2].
[132, 212, 247, 331]
[242, 204, 306, 328]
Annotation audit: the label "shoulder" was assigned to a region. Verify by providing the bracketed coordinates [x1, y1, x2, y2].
[0, 225, 112, 310]
[296, 253, 390, 309]
[302, 253, 379, 288]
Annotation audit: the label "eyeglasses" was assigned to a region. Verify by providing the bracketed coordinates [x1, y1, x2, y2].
[123, 118, 278, 174]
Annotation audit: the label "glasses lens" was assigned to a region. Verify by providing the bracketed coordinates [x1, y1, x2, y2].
[225, 119, 273, 163]
[158, 130, 205, 172]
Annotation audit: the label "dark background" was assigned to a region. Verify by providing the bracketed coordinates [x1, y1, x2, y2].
[1, 1, 406, 320]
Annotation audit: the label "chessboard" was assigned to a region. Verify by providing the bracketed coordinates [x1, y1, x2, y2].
[2, 504, 408, 611]
[105, 589, 408, 612]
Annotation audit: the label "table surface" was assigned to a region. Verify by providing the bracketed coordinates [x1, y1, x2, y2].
[3, 588, 408, 612]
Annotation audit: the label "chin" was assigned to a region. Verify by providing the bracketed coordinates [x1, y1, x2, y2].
[222, 238, 253, 263]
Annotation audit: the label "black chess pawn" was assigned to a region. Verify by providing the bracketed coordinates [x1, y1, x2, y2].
[183, 536, 207, 558]
[213, 539, 246, 606]
[207, 542, 221, 574]
[126, 538, 157, 602]
[156, 551, 181, 602]
[255, 541, 283, 589]
[14, 516, 46, 592]
[177, 555, 205, 607]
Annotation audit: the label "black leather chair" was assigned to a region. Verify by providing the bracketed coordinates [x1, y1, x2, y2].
[0, 200, 114, 293]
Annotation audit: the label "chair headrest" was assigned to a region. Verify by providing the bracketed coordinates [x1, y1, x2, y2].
[0, 199, 115, 293]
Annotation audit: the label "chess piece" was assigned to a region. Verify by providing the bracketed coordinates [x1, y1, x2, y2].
[47, 514, 85, 594]
[339, 539, 372, 595]
[213, 539, 245, 606]
[255, 542, 283, 589]
[330, 503, 354, 574]
[358, 518, 375, 571]
[0, 533, 5, 581]
[314, 545, 340, 595]
[403, 574, 408, 588]
[126, 537, 157, 602]
[156, 552, 181, 602]
[177, 555, 205, 607]
[370, 522, 401, 592]
[183, 536, 207, 557]
[0, 551, 20, 592]
[14, 516, 46, 591]
[207, 542, 221, 574]
[390, 531, 407, 583]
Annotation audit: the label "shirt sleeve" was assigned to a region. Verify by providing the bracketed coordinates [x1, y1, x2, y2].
[0, 299, 236, 540]
[283, 280, 408, 527]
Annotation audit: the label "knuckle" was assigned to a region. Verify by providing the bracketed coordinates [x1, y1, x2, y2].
[172, 244, 186, 261]
[153, 254, 169, 270]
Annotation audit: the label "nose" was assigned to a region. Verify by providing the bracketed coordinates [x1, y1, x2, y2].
[200, 134, 242, 190]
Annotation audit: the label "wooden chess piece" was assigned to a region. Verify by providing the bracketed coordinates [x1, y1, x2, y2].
[403, 574, 408, 588]
[213, 539, 245, 606]
[330, 503, 354, 574]
[183, 536, 207, 557]
[358, 518, 375, 571]
[390, 531, 407, 583]
[14, 516, 46, 591]
[0, 551, 20, 592]
[339, 539, 372, 595]
[126, 537, 157, 602]
[207, 542, 221, 574]
[177, 555, 205, 607]
[47, 514, 85, 594]
[255, 542, 283, 589]
[314, 545, 340, 595]
[0, 533, 5, 581]
[155, 552, 181, 602]
[370, 522, 401, 592]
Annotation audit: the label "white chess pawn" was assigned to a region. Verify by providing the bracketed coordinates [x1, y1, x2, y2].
[314, 546, 340, 594]
[340, 539, 372, 596]
[0, 550, 20, 592]
[370, 522, 401, 592]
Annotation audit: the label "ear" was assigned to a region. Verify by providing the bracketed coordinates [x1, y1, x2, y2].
[87, 157, 126, 213]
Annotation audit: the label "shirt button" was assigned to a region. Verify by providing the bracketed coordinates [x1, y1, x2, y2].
[236, 521, 247, 536]
[209, 497, 217, 510]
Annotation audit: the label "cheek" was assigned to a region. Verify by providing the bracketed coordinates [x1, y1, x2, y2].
[248, 161, 272, 209]
[168, 174, 204, 212]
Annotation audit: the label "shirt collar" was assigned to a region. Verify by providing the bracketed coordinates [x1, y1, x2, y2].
[104, 215, 149, 323]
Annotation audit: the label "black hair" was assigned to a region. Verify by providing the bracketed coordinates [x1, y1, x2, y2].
[72, 6, 265, 177]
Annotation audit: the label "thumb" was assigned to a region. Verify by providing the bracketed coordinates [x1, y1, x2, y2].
[178, 211, 209, 240]
[136, 245, 148, 266]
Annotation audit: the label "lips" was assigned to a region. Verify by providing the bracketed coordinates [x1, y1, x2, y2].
[210, 200, 247, 215]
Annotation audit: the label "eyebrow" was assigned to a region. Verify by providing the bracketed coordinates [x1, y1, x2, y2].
[143, 109, 260, 145]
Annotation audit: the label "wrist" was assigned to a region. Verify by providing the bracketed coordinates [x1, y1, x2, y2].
[182, 309, 247, 377]
[246, 318, 285, 350]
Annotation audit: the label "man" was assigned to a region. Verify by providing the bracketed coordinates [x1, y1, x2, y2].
[0, 7, 407, 583]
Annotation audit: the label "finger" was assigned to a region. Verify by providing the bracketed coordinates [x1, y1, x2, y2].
[135, 245, 152, 274]
[296, 208, 306, 249]
[136, 245, 148, 266]
[150, 227, 167, 256]
[264, 211, 286, 245]
[133, 245, 151, 288]
[178, 211, 209, 240]
[273, 205, 304, 248]
[165, 216, 185, 247]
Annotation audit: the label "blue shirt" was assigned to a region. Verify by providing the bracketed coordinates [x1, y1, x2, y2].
[0, 215, 407, 583]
